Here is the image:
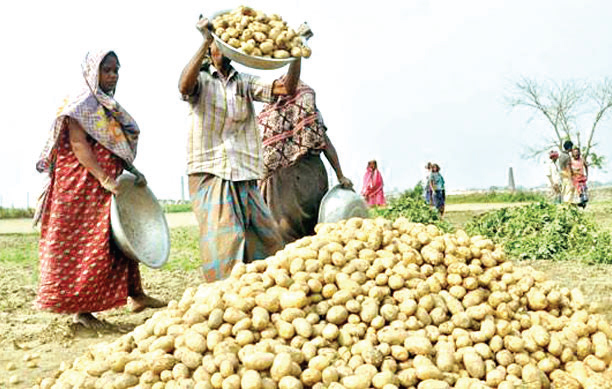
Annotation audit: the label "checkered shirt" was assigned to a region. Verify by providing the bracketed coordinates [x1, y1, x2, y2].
[183, 66, 274, 181]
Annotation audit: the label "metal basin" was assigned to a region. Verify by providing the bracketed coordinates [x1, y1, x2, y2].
[318, 185, 370, 224]
[210, 9, 298, 70]
[110, 173, 170, 269]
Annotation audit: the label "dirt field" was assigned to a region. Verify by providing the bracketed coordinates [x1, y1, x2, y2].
[0, 263, 202, 388]
[2, 202, 612, 387]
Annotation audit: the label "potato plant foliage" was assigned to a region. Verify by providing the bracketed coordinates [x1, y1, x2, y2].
[465, 202, 612, 263]
[371, 184, 452, 233]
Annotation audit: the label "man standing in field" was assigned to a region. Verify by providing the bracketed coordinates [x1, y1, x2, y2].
[558, 140, 574, 203]
[546, 150, 562, 203]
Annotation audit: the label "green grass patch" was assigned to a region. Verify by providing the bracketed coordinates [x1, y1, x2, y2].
[0, 207, 35, 219]
[0, 233, 39, 263]
[447, 190, 547, 204]
[0, 227, 202, 272]
[163, 226, 201, 271]
[465, 202, 612, 263]
[163, 203, 193, 213]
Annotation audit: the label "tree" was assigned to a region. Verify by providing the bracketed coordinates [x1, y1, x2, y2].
[507, 77, 612, 168]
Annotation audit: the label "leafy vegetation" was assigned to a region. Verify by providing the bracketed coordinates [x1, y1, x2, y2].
[370, 183, 453, 232]
[0, 207, 35, 219]
[162, 203, 193, 213]
[447, 190, 547, 204]
[465, 202, 612, 263]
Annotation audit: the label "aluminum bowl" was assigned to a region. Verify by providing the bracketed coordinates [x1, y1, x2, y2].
[110, 173, 170, 269]
[318, 185, 370, 224]
[210, 9, 297, 70]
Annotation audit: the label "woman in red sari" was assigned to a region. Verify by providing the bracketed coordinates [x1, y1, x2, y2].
[35, 50, 163, 330]
[361, 160, 386, 206]
[570, 147, 589, 208]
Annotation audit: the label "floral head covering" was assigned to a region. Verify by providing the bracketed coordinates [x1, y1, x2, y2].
[34, 50, 140, 226]
[36, 49, 140, 173]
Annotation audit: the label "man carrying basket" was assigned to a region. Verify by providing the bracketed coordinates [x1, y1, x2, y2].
[178, 16, 301, 282]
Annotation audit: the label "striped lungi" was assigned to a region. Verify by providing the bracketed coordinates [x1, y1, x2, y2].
[189, 173, 284, 282]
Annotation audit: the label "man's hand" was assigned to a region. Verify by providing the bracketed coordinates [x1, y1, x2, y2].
[339, 176, 353, 189]
[196, 17, 213, 44]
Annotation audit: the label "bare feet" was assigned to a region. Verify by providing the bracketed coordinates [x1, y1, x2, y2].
[129, 294, 166, 313]
[73, 313, 108, 331]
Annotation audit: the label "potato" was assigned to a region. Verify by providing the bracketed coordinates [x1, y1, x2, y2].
[463, 351, 485, 379]
[279, 376, 303, 389]
[341, 375, 370, 389]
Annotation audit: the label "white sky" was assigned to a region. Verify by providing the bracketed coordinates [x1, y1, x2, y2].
[1, 0, 612, 207]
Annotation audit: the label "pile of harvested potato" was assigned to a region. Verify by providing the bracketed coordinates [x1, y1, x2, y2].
[211, 6, 311, 59]
[35, 217, 612, 388]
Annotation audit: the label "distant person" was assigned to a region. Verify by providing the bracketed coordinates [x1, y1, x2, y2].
[34, 50, 164, 330]
[570, 147, 589, 208]
[178, 16, 299, 281]
[558, 140, 574, 203]
[423, 162, 433, 205]
[361, 160, 386, 206]
[258, 79, 353, 244]
[546, 150, 562, 203]
[429, 163, 446, 216]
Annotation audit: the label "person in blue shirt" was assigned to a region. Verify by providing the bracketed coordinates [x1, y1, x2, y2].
[429, 163, 446, 217]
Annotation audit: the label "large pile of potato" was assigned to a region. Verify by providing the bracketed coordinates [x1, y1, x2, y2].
[36, 217, 612, 388]
[211, 6, 311, 60]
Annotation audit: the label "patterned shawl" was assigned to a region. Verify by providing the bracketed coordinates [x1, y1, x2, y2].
[36, 49, 139, 174]
[257, 81, 327, 176]
[34, 49, 140, 225]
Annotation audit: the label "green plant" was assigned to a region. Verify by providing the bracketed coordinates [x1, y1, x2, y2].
[0, 207, 35, 219]
[447, 190, 547, 204]
[162, 203, 193, 213]
[465, 202, 612, 263]
[370, 183, 452, 232]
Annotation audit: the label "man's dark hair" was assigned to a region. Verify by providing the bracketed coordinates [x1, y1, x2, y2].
[563, 140, 574, 151]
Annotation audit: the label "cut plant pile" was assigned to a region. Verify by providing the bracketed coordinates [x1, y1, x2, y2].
[372, 185, 451, 232]
[35, 217, 612, 389]
[465, 202, 612, 263]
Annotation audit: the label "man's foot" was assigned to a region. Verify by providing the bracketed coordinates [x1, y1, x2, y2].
[129, 294, 166, 313]
[73, 313, 108, 331]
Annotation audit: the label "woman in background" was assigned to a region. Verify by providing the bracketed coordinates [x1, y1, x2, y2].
[361, 160, 386, 206]
[429, 163, 446, 217]
[570, 147, 589, 208]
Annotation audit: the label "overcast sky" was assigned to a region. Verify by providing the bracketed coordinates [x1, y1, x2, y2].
[1, 0, 612, 208]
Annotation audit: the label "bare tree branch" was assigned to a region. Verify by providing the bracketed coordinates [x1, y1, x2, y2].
[585, 78, 612, 161]
[506, 77, 610, 167]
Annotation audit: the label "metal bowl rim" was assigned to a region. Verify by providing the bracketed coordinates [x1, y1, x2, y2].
[110, 173, 170, 269]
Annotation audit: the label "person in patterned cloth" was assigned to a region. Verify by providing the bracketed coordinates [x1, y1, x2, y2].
[178, 17, 300, 281]
[34, 50, 164, 330]
[258, 79, 353, 244]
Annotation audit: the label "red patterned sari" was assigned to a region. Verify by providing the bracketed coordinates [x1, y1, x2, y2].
[35, 49, 142, 314]
[35, 130, 142, 313]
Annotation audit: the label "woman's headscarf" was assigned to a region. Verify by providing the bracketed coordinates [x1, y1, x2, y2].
[36, 49, 140, 174]
[34, 50, 140, 226]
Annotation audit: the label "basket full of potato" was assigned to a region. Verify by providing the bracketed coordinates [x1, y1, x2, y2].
[209, 6, 312, 70]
